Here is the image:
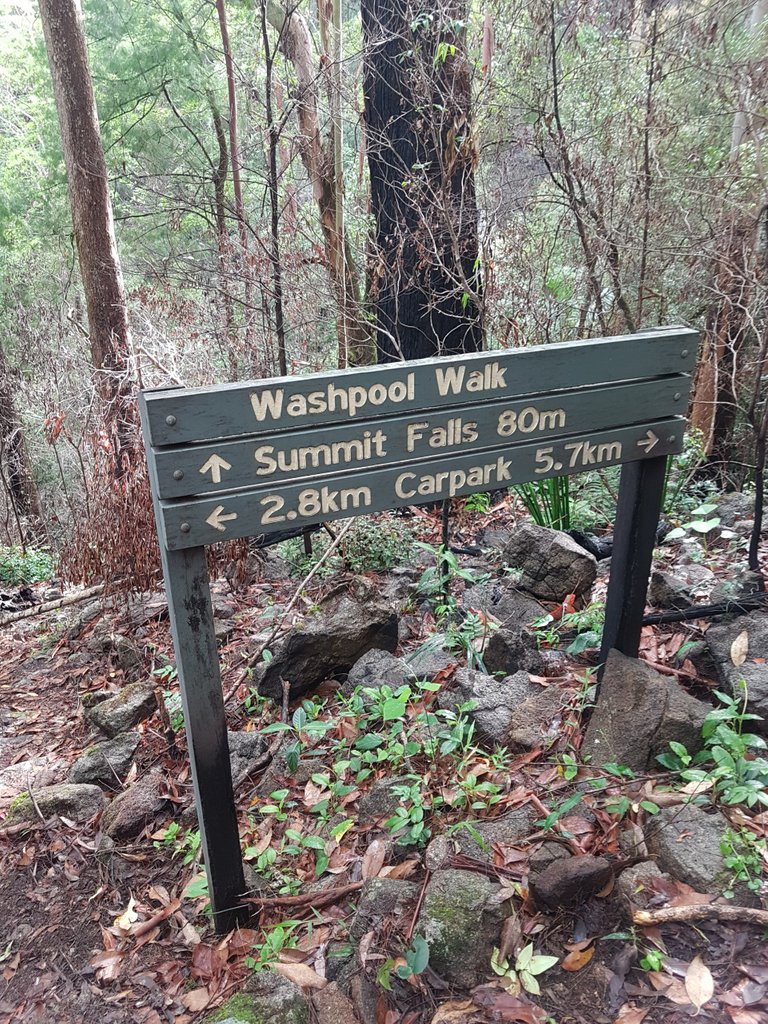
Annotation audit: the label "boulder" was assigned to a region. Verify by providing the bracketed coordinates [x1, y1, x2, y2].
[350, 878, 419, 939]
[101, 771, 166, 840]
[228, 729, 268, 789]
[715, 491, 754, 528]
[86, 682, 157, 738]
[203, 974, 308, 1024]
[450, 805, 537, 861]
[404, 647, 457, 681]
[710, 570, 765, 606]
[68, 732, 140, 786]
[0, 758, 60, 794]
[506, 686, 565, 751]
[502, 524, 598, 601]
[4, 783, 105, 825]
[358, 777, 406, 825]
[462, 580, 543, 629]
[313, 984, 359, 1024]
[530, 854, 613, 910]
[418, 869, 510, 987]
[615, 860, 668, 913]
[483, 627, 545, 677]
[705, 611, 768, 728]
[649, 566, 716, 610]
[581, 650, 708, 771]
[340, 649, 415, 698]
[437, 669, 537, 746]
[252, 586, 398, 700]
[648, 803, 730, 895]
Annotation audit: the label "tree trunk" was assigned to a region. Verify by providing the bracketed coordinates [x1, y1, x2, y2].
[265, 0, 374, 365]
[38, 0, 135, 473]
[0, 341, 45, 544]
[361, 0, 483, 361]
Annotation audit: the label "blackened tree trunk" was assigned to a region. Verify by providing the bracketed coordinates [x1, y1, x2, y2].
[361, 0, 483, 361]
[38, 0, 135, 473]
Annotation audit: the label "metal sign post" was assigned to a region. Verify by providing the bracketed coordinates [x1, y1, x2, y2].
[139, 326, 698, 931]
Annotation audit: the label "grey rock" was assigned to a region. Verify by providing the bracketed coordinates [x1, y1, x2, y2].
[350, 878, 419, 939]
[80, 690, 112, 709]
[438, 668, 538, 746]
[478, 525, 513, 550]
[648, 803, 730, 894]
[705, 611, 768, 729]
[716, 491, 754, 528]
[425, 834, 452, 871]
[405, 647, 458, 681]
[530, 855, 613, 910]
[674, 639, 719, 680]
[483, 627, 545, 677]
[101, 772, 166, 840]
[502, 524, 598, 601]
[68, 732, 140, 786]
[649, 566, 716, 610]
[452, 805, 537, 860]
[529, 841, 571, 875]
[341, 649, 415, 698]
[710, 571, 765, 606]
[507, 685, 565, 751]
[581, 650, 708, 771]
[111, 634, 144, 678]
[228, 729, 268, 789]
[86, 682, 157, 738]
[615, 860, 668, 909]
[358, 777, 405, 824]
[214, 618, 236, 643]
[4, 782, 105, 825]
[204, 975, 308, 1024]
[313, 984, 359, 1024]
[0, 758, 60, 794]
[462, 580, 543, 628]
[418, 869, 510, 987]
[252, 586, 398, 700]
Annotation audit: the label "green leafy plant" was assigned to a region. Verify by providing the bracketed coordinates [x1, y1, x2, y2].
[491, 943, 559, 995]
[0, 545, 54, 585]
[657, 688, 768, 809]
[245, 920, 303, 972]
[534, 601, 604, 655]
[720, 827, 767, 898]
[463, 491, 491, 515]
[153, 823, 201, 865]
[639, 949, 665, 972]
[377, 936, 430, 989]
[664, 502, 721, 543]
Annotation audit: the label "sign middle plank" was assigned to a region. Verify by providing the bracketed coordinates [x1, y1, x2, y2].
[154, 376, 685, 499]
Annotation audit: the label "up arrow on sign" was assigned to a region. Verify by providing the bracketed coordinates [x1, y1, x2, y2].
[206, 505, 238, 531]
[200, 454, 232, 483]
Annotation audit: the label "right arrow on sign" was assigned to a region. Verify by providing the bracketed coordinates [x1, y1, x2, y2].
[206, 505, 238, 532]
[636, 430, 659, 453]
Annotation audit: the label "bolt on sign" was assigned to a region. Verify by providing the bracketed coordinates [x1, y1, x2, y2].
[139, 325, 698, 931]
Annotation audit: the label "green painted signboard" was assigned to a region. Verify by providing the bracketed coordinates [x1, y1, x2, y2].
[138, 325, 699, 934]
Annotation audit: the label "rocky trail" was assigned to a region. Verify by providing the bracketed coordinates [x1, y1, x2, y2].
[1, 497, 767, 1024]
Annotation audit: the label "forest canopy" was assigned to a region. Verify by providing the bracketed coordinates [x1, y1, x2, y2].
[0, 0, 766, 576]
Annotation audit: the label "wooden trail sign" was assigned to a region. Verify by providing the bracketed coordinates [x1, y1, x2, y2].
[139, 326, 698, 932]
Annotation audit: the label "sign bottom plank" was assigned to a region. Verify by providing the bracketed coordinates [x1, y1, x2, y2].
[159, 418, 684, 549]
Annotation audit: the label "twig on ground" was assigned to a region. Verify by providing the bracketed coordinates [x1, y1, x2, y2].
[0, 584, 104, 628]
[406, 870, 431, 942]
[244, 880, 363, 910]
[280, 678, 291, 723]
[634, 904, 768, 927]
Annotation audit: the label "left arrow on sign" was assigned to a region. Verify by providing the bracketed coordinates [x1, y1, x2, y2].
[200, 454, 232, 484]
[206, 505, 238, 532]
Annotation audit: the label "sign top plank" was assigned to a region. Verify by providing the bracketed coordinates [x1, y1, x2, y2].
[143, 327, 698, 446]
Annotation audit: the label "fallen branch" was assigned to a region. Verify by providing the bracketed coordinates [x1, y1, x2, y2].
[0, 584, 104, 628]
[244, 880, 363, 910]
[634, 904, 768, 927]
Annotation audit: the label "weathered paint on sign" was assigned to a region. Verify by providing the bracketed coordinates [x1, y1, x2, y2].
[143, 327, 697, 445]
[157, 419, 684, 549]
[152, 376, 689, 499]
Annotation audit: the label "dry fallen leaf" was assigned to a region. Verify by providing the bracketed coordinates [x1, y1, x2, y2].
[731, 630, 749, 667]
[180, 988, 209, 1011]
[114, 895, 139, 934]
[561, 945, 595, 972]
[431, 1000, 475, 1024]
[613, 1006, 650, 1024]
[685, 956, 715, 1014]
[273, 961, 327, 989]
[362, 838, 387, 879]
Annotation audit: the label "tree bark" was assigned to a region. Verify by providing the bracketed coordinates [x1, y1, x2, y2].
[361, 0, 483, 361]
[38, 0, 134, 472]
[0, 341, 45, 544]
[266, 0, 374, 365]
